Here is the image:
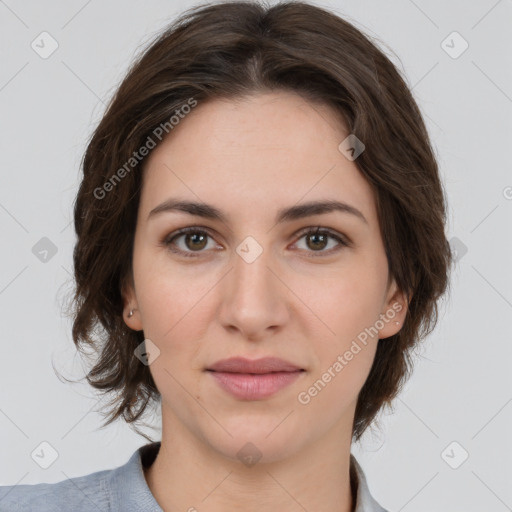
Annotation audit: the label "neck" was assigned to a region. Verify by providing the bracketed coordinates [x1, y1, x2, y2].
[143, 407, 356, 512]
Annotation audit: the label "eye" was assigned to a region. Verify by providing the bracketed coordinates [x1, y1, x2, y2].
[292, 227, 350, 257]
[163, 226, 219, 258]
[162, 226, 350, 258]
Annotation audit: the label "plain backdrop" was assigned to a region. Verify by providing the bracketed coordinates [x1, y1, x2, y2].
[1, 0, 511, 510]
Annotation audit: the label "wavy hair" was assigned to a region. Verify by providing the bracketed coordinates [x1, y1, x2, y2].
[63, 0, 453, 442]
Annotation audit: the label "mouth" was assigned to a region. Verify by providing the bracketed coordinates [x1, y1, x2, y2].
[206, 356, 305, 374]
[205, 357, 305, 400]
[207, 370, 305, 400]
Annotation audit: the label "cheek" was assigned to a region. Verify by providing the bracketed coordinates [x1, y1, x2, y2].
[136, 268, 209, 402]
[297, 277, 380, 417]
[293, 265, 384, 398]
[299, 347, 375, 426]
[133, 258, 210, 355]
[297, 264, 385, 345]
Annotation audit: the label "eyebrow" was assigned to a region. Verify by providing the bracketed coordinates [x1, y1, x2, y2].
[148, 198, 368, 225]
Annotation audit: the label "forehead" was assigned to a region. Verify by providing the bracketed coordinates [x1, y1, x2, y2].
[139, 91, 378, 227]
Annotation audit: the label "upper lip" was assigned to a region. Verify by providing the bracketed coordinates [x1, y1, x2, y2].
[206, 357, 304, 374]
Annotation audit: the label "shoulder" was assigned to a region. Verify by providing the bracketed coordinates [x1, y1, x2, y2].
[350, 454, 390, 512]
[0, 468, 113, 512]
[0, 442, 162, 512]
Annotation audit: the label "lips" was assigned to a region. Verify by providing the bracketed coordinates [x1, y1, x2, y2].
[206, 357, 305, 400]
[206, 356, 304, 374]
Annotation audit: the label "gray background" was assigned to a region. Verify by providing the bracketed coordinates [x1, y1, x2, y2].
[1, 0, 511, 510]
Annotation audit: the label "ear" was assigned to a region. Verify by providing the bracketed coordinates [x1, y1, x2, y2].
[121, 271, 143, 332]
[377, 277, 411, 340]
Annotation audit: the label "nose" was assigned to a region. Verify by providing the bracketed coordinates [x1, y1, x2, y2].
[217, 243, 289, 341]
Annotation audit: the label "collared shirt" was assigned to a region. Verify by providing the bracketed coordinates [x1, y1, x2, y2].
[0, 442, 388, 511]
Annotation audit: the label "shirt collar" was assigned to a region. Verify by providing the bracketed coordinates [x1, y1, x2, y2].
[107, 442, 386, 512]
[350, 453, 388, 511]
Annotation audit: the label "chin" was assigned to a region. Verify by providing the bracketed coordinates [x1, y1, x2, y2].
[201, 419, 307, 465]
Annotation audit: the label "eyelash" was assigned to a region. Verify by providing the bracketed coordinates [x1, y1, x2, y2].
[162, 225, 350, 259]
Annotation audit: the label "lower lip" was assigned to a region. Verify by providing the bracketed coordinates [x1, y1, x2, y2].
[208, 371, 304, 400]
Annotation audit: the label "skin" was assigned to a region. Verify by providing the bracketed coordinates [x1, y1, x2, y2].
[123, 90, 407, 512]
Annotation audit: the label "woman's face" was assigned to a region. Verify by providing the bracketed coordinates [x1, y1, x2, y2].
[124, 91, 406, 462]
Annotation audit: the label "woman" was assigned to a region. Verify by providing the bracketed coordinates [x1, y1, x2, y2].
[0, 1, 452, 510]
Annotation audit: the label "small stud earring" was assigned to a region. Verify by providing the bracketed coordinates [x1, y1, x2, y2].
[128, 309, 134, 318]
[395, 321, 400, 325]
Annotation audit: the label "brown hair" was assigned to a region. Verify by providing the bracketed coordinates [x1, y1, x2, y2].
[64, 0, 453, 442]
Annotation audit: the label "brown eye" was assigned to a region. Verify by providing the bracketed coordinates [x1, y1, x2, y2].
[164, 227, 217, 257]
[305, 231, 329, 251]
[163, 225, 349, 259]
[293, 227, 349, 256]
[182, 231, 208, 251]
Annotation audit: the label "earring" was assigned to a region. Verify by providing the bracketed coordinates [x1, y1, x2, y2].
[395, 321, 400, 325]
[128, 309, 134, 318]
